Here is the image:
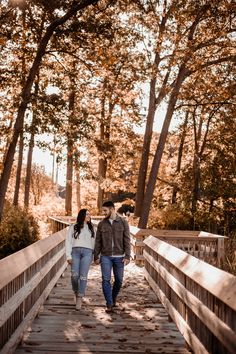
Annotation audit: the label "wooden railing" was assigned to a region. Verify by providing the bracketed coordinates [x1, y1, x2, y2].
[48, 215, 76, 233]
[0, 216, 231, 354]
[48, 217, 225, 267]
[130, 229, 225, 267]
[0, 228, 67, 354]
[143, 236, 236, 354]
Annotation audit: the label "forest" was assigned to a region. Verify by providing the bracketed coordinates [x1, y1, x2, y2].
[0, 0, 235, 271]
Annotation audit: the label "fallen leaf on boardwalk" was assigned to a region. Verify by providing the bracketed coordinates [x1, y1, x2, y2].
[118, 345, 126, 349]
[24, 341, 40, 346]
[144, 326, 155, 331]
[31, 329, 42, 333]
[81, 324, 96, 328]
[101, 335, 111, 339]
[118, 338, 127, 342]
[143, 315, 152, 321]
[113, 326, 131, 332]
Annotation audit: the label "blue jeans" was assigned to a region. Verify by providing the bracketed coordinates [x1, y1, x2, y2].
[71, 247, 93, 297]
[100, 256, 124, 306]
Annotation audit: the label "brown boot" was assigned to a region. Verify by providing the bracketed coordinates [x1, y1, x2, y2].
[105, 305, 113, 313]
[76, 297, 82, 310]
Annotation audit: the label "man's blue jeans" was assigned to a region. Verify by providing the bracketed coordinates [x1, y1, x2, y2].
[71, 247, 93, 297]
[100, 256, 124, 306]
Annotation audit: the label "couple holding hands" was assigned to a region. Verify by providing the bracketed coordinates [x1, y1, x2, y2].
[65, 201, 131, 312]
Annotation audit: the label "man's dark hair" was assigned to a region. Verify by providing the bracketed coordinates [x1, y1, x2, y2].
[102, 201, 115, 208]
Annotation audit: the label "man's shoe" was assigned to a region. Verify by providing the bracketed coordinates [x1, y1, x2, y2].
[105, 305, 113, 313]
[76, 297, 82, 310]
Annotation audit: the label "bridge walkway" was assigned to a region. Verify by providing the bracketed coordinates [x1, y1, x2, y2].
[15, 262, 190, 354]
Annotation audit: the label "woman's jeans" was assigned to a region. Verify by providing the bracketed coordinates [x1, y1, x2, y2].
[71, 247, 93, 297]
[100, 256, 124, 306]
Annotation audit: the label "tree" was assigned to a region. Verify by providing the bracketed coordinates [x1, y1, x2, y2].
[137, 0, 236, 227]
[0, 0, 99, 220]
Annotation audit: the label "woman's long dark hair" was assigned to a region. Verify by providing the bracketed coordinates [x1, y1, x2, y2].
[73, 209, 94, 239]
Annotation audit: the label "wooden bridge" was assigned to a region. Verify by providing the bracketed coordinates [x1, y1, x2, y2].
[0, 217, 236, 354]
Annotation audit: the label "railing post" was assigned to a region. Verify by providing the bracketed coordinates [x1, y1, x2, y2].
[217, 237, 225, 267]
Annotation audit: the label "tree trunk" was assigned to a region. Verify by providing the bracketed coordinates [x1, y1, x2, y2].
[134, 10, 170, 217]
[13, 131, 24, 206]
[97, 119, 107, 211]
[97, 153, 107, 211]
[13, 8, 26, 207]
[97, 93, 113, 212]
[24, 119, 35, 209]
[138, 66, 188, 228]
[65, 89, 75, 216]
[24, 76, 39, 209]
[65, 140, 73, 216]
[134, 77, 157, 217]
[52, 150, 55, 184]
[0, 0, 98, 220]
[191, 109, 203, 228]
[74, 148, 81, 211]
[171, 111, 189, 204]
[76, 169, 81, 211]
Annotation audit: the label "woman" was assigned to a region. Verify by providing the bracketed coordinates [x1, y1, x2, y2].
[66, 209, 95, 310]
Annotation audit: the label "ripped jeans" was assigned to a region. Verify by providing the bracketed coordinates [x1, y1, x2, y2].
[71, 247, 93, 297]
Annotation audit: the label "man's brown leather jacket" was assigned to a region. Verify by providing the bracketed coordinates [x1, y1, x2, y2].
[94, 215, 131, 261]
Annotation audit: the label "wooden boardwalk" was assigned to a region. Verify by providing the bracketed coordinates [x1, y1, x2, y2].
[15, 262, 190, 354]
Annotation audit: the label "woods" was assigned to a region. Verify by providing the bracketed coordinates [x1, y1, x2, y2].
[0, 0, 235, 258]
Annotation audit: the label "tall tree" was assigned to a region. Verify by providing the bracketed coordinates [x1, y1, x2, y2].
[138, 0, 236, 227]
[24, 75, 40, 208]
[171, 110, 189, 204]
[0, 0, 99, 220]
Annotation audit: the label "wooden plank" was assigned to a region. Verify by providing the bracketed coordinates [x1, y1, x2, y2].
[16, 351, 188, 354]
[144, 236, 236, 311]
[144, 250, 236, 354]
[0, 249, 65, 326]
[0, 229, 67, 288]
[144, 269, 209, 354]
[15, 264, 190, 354]
[158, 236, 219, 241]
[138, 229, 200, 237]
[1, 263, 67, 354]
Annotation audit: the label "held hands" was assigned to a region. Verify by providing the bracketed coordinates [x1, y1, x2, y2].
[94, 259, 100, 265]
[123, 258, 130, 266]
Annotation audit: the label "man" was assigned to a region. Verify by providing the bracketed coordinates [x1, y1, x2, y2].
[94, 201, 131, 313]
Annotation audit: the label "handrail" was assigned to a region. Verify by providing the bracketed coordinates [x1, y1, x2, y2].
[0, 228, 67, 354]
[48, 216, 225, 266]
[129, 229, 225, 267]
[143, 235, 236, 354]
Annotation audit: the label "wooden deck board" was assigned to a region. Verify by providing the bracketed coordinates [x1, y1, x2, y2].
[15, 263, 190, 354]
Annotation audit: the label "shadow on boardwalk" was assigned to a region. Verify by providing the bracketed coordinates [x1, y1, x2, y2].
[15, 262, 190, 354]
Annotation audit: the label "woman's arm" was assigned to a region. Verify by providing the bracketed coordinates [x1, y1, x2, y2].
[65, 225, 74, 262]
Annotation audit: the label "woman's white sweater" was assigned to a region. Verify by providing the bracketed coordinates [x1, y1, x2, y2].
[66, 223, 95, 260]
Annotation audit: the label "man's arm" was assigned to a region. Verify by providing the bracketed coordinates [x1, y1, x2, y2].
[123, 218, 131, 262]
[94, 223, 102, 262]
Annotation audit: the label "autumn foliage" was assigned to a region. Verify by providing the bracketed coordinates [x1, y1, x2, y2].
[0, 0, 235, 262]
